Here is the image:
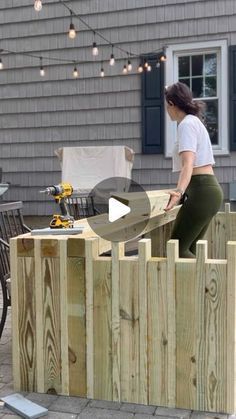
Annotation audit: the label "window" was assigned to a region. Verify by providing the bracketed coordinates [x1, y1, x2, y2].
[165, 40, 228, 157]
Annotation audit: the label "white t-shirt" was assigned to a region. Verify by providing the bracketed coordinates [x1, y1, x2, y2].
[172, 114, 215, 172]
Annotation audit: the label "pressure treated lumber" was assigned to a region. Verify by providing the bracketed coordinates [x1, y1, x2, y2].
[10, 203, 236, 414]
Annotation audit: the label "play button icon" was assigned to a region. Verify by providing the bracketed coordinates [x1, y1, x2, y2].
[86, 176, 151, 242]
[108, 197, 131, 222]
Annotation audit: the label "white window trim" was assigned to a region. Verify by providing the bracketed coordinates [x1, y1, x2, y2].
[164, 39, 228, 158]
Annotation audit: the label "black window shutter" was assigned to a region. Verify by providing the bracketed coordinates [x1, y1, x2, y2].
[141, 55, 165, 154]
[229, 45, 236, 151]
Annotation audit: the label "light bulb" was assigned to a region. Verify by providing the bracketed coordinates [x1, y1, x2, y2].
[147, 65, 152, 72]
[73, 66, 79, 78]
[122, 65, 128, 74]
[100, 67, 105, 77]
[0, 59, 3, 70]
[138, 64, 143, 73]
[92, 42, 99, 56]
[160, 54, 167, 62]
[68, 23, 76, 39]
[156, 61, 160, 68]
[127, 60, 132, 71]
[40, 66, 45, 76]
[109, 54, 115, 66]
[34, 0, 42, 11]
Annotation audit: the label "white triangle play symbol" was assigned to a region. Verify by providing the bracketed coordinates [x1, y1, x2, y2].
[108, 197, 131, 222]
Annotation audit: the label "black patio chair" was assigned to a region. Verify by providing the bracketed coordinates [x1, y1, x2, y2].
[0, 201, 30, 338]
[66, 193, 99, 219]
[0, 201, 31, 243]
[0, 238, 10, 338]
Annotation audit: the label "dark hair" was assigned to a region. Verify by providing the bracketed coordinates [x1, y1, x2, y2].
[165, 82, 205, 119]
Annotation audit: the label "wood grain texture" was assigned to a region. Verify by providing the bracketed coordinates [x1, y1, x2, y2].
[59, 239, 69, 395]
[195, 241, 207, 411]
[176, 259, 196, 410]
[120, 258, 139, 403]
[67, 256, 86, 396]
[138, 239, 151, 405]
[166, 240, 178, 407]
[10, 238, 21, 391]
[205, 261, 227, 412]
[226, 242, 236, 413]
[85, 238, 99, 399]
[147, 258, 168, 406]
[111, 242, 124, 401]
[42, 253, 61, 394]
[93, 258, 112, 401]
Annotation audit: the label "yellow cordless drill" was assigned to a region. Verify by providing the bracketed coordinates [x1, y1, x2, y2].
[40, 182, 74, 228]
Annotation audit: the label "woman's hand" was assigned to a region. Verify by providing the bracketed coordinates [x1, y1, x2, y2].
[165, 190, 182, 211]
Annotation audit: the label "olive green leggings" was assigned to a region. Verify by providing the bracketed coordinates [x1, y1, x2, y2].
[170, 174, 223, 258]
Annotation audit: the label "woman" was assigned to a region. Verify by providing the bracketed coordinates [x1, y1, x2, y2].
[164, 81, 223, 258]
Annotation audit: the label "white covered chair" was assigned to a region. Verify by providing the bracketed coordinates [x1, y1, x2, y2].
[55, 145, 135, 218]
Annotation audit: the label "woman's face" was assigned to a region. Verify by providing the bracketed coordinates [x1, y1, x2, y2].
[166, 101, 177, 121]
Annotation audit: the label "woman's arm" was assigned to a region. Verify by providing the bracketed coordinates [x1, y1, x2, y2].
[165, 150, 195, 211]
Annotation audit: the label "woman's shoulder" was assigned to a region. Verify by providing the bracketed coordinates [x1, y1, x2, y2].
[178, 114, 201, 131]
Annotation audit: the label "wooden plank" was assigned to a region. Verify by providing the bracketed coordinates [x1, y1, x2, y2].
[175, 258, 196, 410]
[195, 241, 207, 411]
[18, 256, 37, 392]
[226, 241, 236, 413]
[111, 242, 124, 401]
[120, 258, 139, 403]
[93, 258, 112, 401]
[166, 239, 178, 407]
[205, 260, 227, 412]
[85, 238, 99, 399]
[78, 202, 179, 243]
[138, 239, 151, 405]
[34, 239, 44, 393]
[67, 255, 86, 396]
[148, 257, 168, 406]
[111, 190, 170, 218]
[42, 241, 62, 394]
[10, 238, 21, 391]
[59, 239, 69, 395]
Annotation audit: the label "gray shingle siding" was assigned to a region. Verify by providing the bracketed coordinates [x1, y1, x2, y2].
[0, 0, 235, 214]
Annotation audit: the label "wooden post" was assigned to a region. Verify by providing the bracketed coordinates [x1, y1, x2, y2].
[111, 242, 124, 401]
[10, 238, 20, 391]
[59, 238, 69, 395]
[195, 240, 207, 411]
[138, 238, 151, 405]
[166, 239, 178, 407]
[85, 238, 99, 399]
[226, 241, 236, 413]
[34, 238, 44, 393]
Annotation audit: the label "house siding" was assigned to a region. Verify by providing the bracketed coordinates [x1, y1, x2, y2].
[0, 0, 235, 214]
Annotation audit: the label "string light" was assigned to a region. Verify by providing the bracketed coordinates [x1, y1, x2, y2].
[138, 64, 143, 73]
[127, 59, 132, 72]
[39, 57, 45, 76]
[0, 59, 3, 70]
[160, 54, 167, 62]
[109, 45, 115, 66]
[68, 11, 76, 39]
[100, 62, 105, 77]
[122, 63, 128, 75]
[144, 59, 149, 69]
[92, 32, 99, 56]
[34, 0, 42, 12]
[92, 42, 99, 56]
[73, 65, 79, 78]
[147, 64, 152, 72]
